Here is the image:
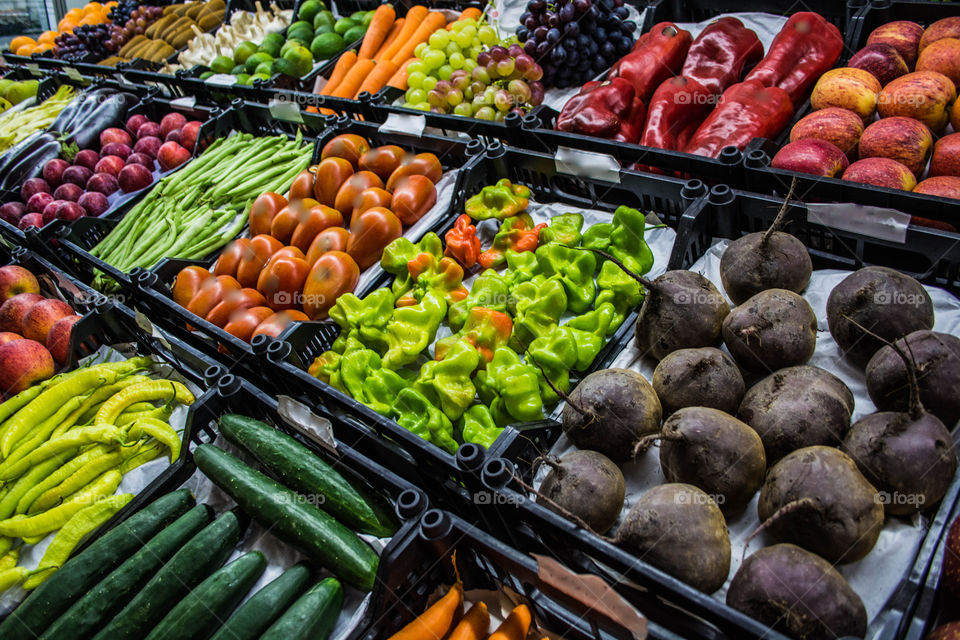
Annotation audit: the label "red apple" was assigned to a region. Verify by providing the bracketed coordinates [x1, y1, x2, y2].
[100, 127, 132, 148]
[914, 176, 960, 198]
[0, 266, 39, 302]
[61, 166, 93, 188]
[118, 164, 154, 192]
[858, 117, 933, 176]
[53, 182, 83, 202]
[930, 132, 960, 177]
[920, 17, 960, 54]
[20, 178, 50, 202]
[125, 114, 150, 137]
[180, 121, 201, 151]
[157, 141, 190, 171]
[878, 70, 957, 132]
[790, 107, 865, 156]
[164, 129, 182, 145]
[73, 149, 101, 172]
[843, 157, 918, 190]
[771, 139, 850, 177]
[917, 38, 960, 87]
[94, 155, 126, 176]
[868, 20, 924, 68]
[26, 192, 54, 214]
[0, 202, 25, 225]
[849, 43, 909, 85]
[46, 314, 80, 365]
[56, 202, 86, 222]
[126, 153, 155, 170]
[42, 158, 70, 187]
[0, 332, 21, 345]
[0, 292, 43, 333]
[133, 136, 162, 158]
[100, 142, 131, 160]
[78, 191, 109, 217]
[136, 121, 162, 139]
[811, 67, 882, 122]
[86, 173, 120, 195]
[18, 213, 43, 230]
[160, 112, 188, 138]
[21, 298, 73, 343]
[0, 338, 54, 396]
[41, 200, 65, 225]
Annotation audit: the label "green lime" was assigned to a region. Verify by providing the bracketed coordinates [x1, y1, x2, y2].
[0, 97, 11, 113]
[282, 41, 314, 76]
[199, 71, 214, 80]
[343, 25, 366, 43]
[245, 51, 273, 73]
[297, 0, 323, 23]
[236, 73, 251, 84]
[271, 57, 300, 77]
[313, 10, 334, 30]
[349, 10, 366, 20]
[310, 32, 345, 60]
[230, 63, 245, 75]
[233, 40, 258, 64]
[251, 72, 271, 83]
[255, 61, 274, 76]
[361, 10, 375, 27]
[210, 55, 235, 74]
[334, 17, 356, 36]
[0, 80, 13, 97]
[259, 32, 285, 57]
[314, 23, 333, 35]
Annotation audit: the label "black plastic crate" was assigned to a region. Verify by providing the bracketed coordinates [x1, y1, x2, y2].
[261, 141, 708, 510]
[359, 508, 694, 640]
[742, 0, 960, 231]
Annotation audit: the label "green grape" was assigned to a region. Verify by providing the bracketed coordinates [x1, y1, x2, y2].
[448, 52, 465, 69]
[453, 102, 473, 117]
[437, 64, 453, 81]
[422, 75, 438, 91]
[412, 102, 430, 111]
[406, 71, 425, 89]
[423, 48, 446, 70]
[428, 30, 450, 49]
[415, 42, 428, 59]
[461, 25, 477, 40]
[471, 37, 482, 48]
[453, 30, 473, 48]
[406, 61, 426, 75]
[460, 18, 478, 28]
[445, 41, 460, 57]
[447, 88, 464, 106]
[466, 46, 482, 60]
[478, 26, 496, 45]
[463, 58, 478, 72]
[449, 18, 464, 32]
[475, 105, 496, 120]
[406, 88, 427, 104]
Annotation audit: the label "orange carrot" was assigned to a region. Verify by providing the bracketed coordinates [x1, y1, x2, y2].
[387, 56, 414, 89]
[446, 602, 489, 640]
[391, 11, 447, 64]
[331, 57, 375, 98]
[358, 4, 395, 59]
[319, 50, 357, 96]
[488, 605, 532, 640]
[355, 58, 398, 97]
[373, 17, 404, 60]
[388, 583, 463, 640]
[378, 5, 428, 62]
[454, 7, 482, 24]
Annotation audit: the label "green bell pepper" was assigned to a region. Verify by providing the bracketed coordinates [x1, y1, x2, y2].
[535, 242, 596, 314]
[564, 302, 616, 370]
[509, 276, 567, 351]
[362, 367, 412, 415]
[414, 339, 481, 421]
[477, 214, 546, 269]
[392, 388, 458, 453]
[476, 346, 543, 426]
[526, 326, 578, 405]
[607, 206, 655, 276]
[437, 306, 513, 365]
[595, 260, 644, 333]
[459, 405, 503, 449]
[329, 289, 394, 353]
[464, 179, 531, 220]
[448, 269, 508, 332]
[381, 233, 445, 299]
[503, 249, 540, 288]
[539, 212, 584, 247]
[582, 222, 612, 252]
[382, 291, 447, 370]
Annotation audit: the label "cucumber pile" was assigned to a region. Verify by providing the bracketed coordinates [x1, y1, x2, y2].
[0, 413, 395, 640]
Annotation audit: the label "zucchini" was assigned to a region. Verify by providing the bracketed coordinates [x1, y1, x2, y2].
[39, 505, 213, 640]
[90, 511, 242, 640]
[194, 444, 378, 590]
[0, 489, 194, 640]
[209, 564, 312, 640]
[145, 551, 267, 640]
[260, 577, 343, 640]
[220, 414, 398, 536]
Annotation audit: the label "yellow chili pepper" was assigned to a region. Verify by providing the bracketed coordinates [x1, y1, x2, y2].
[1, 395, 87, 470]
[119, 441, 164, 474]
[49, 376, 152, 440]
[18, 445, 112, 515]
[0, 454, 75, 519]
[0, 549, 18, 570]
[23, 493, 133, 589]
[0, 539, 14, 558]
[0, 425, 124, 481]
[0, 470, 122, 538]
[94, 380, 195, 426]
[0, 566, 28, 591]
[125, 418, 182, 463]
[30, 449, 128, 513]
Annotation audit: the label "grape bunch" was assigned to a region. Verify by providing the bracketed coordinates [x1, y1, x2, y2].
[106, 5, 163, 52]
[517, 0, 636, 88]
[403, 18, 544, 121]
[54, 24, 110, 61]
[107, 0, 141, 26]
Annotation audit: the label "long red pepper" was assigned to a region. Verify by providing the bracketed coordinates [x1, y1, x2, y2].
[681, 17, 763, 95]
[608, 22, 692, 103]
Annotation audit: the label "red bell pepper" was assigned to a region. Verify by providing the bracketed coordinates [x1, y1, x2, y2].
[684, 80, 794, 158]
[608, 22, 692, 103]
[478, 216, 547, 270]
[640, 76, 715, 152]
[444, 214, 482, 268]
[744, 12, 844, 104]
[555, 78, 646, 143]
[681, 17, 763, 95]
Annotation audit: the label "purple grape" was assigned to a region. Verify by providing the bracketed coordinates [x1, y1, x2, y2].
[567, 49, 579, 66]
[564, 21, 580, 37]
[517, 26, 530, 40]
[576, 34, 590, 49]
[530, 82, 545, 106]
[515, 53, 534, 73]
[617, 36, 633, 53]
[576, 57, 591, 71]
[551, 46, 567, 64]
[529, 0, 546, 11]
[519, 11, 532, 23]
[546, 12, 560, 27]
[600, 40, 616, 60]
[489, 45, 509, 61]
[594, 26, 607, 41]
[623, 20, 636, 32]
[523, 40, 537, 56]
[525, 62, 544, 81]
[435, 80, 452, 93]
[524, 15, 539, 30]
[546, 27, 561, 43]
[535, 40, 550, 57]
[533, 26, 548, 40]
[613, 5, 628, 19]
[574, 0, 591, 13]
[559, 3, 575, 21]
[477, 50, 492, 66]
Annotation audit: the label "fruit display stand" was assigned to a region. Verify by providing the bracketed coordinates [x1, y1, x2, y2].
[471, 185, 960, 640]
[743, 0, 960, 231]
[359, 508, 685, 639]
[131, 113, 481, 381]
[261, 139, 708, 511]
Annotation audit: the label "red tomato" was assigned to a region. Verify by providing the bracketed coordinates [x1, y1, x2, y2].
[386, 153, 442, 191]
[288, 169, 316, 201]
[358, 145, 406, 182]
[205, 288, 268, 327]
[251, 309, 310, 340]
[302, 251, 359, 319]
[222, 306, 275, 344]
[186, 275, 241, 321]
[257, 256, 311, 311]
[346, 207, 403, 269]
[290, 205, 344, 253]
[390, 174, 437, 225]
[236, 235, 284, 289]
[306, 227, 350, 265]
[320, 134, 371, 169]
[172, 266, 213, 308]
[313, 157, 354, 207]
[248, 192, 287, 236]
[333, 172, 384, 219]
[269, 199, 321, 244]
[212, 238, 251, 279]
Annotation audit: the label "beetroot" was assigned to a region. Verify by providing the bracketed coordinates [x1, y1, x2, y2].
[26, 192, 54, 214]
[100, 143, 131, 160]
[42, 159, 70, 187]
[78, 191, 109, 217]
[136, 122, 162, 139]
[118, 164, 153, 192]
[125, 153, 155, 170]
[73, 149, 101, 171]
[0, 202, 25, 225]
[133, 136, 162, 158]
[86, 173, 120, 196]
[61, 166, 93, 189]
[18, 213, 43, 229]
[125, 114, 150, 137]
[53, 183, 83, 202]
[94, 155, 126, 176]
[20, 178, 50, 202]
[160, 112, 188, 138]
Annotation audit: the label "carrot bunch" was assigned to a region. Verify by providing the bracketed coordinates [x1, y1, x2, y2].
[388, 585, 536, 640]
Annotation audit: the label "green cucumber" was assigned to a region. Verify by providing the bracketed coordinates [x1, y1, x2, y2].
[194, 444, 378, 590]
[260, 577, 343, 640]
[39, 504, 213, 640]
[0, 489, 195, 640]
[220, 414, 398, 536]
[210, 564, 312, 640]
[145, 551, 267, 640]
[90, 511, 242, 640]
